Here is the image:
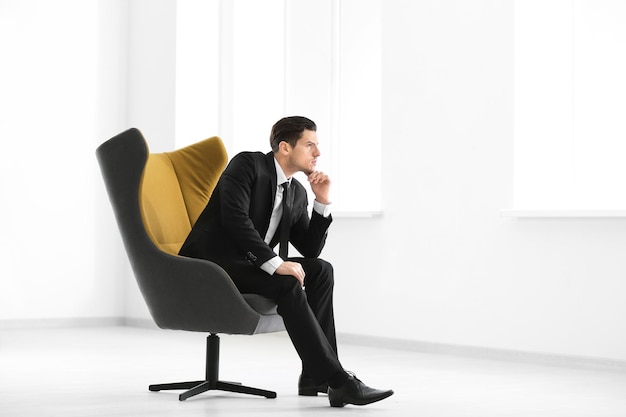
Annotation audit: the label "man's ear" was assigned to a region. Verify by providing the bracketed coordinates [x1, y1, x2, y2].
[278, 141, 291, 154]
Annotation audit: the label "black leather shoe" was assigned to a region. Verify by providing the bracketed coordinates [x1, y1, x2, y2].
[298, 374, 329, 396]
[328, 374, 393, 407]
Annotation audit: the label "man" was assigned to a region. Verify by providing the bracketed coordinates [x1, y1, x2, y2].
[179, 116, 393, 407]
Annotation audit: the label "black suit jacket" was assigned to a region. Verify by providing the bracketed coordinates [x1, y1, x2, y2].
[179, 151, 332, 269]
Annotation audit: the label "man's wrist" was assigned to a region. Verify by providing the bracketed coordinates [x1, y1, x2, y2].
[261, 255, 284, 275]
[314, 197, 330, 205]
[313, 200, 331, 218]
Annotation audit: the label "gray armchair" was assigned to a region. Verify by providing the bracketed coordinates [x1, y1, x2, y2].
[96, 128, 285, 401]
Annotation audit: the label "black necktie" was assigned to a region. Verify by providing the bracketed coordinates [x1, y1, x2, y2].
[279, 182, 291, 259]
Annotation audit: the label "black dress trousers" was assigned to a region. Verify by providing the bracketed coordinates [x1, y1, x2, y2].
[214, 256, 342, 385]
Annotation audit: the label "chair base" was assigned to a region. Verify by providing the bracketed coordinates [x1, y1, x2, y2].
[148, 333, 277, 401]
[149, 380, 277, 401]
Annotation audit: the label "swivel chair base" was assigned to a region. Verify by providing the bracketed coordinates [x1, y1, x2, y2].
[148, 333, 277, 401]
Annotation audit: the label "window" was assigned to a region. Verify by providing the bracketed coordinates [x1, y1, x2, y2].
[513, 0, 626, 214]
[175, 0, 382, 215]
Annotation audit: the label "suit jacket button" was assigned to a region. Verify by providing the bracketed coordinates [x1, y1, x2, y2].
[246, 251, 257, 262]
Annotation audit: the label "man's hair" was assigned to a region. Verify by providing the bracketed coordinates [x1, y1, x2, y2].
[269, 116, 317, 152]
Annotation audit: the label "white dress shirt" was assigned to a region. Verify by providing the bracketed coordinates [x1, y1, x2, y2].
[260, 158, 330, 275]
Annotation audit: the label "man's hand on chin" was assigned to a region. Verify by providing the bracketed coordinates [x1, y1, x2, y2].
[308, 171, 331, 205]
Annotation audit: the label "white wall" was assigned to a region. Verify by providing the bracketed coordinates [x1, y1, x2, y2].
[325, 0, 626, 362]
[0, 0, 128, 323]
[0, 0, 173, 324]
[117, 0, 626, 364]
[3, 0, 626, 365]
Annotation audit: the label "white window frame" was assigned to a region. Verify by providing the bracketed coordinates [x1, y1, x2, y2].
[175, 0, 382, 216]
[507, 0, 626, 218]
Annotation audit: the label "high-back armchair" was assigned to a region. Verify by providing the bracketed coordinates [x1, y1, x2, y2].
[96, 128, 284, 401]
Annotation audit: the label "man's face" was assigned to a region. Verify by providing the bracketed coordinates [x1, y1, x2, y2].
[287, 129, 320, 175]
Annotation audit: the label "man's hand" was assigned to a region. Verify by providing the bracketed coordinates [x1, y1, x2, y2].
[276, 261, 305, 287]
[308, 171, 331, 204]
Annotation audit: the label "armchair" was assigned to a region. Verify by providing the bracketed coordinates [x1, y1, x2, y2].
[96, 128, 285, 401]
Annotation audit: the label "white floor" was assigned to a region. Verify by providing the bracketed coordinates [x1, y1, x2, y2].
[1, 326, 626, 416]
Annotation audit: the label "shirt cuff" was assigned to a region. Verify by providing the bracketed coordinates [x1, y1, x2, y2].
[261, 255, 284, 275]
[313, 200, 331, 218]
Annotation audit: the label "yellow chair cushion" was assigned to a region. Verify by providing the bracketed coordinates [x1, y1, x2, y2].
[140, 137, 227, 255]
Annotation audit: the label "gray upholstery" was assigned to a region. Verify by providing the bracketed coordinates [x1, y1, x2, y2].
[96, 128, 285, 335]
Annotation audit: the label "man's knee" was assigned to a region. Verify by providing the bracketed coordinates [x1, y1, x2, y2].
[305, 258, 334, 288]
[318, 258, 334, 279]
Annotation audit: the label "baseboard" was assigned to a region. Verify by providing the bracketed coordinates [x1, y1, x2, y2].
[338, 332, 626, 372]
[0, 316, 160, 330]
[121, 317, 158, 329]
[0, 317, 126, 329]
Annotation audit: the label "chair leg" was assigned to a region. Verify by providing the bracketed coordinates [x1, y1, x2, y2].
[149, 381, 204, 391]
[148, 333, 277, 401]
[216, 381, 277, 398]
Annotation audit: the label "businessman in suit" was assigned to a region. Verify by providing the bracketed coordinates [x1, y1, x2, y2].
[179, 116, 393, 407]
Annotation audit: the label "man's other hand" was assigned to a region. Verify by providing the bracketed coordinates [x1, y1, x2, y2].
[276, 261, 306, 287]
